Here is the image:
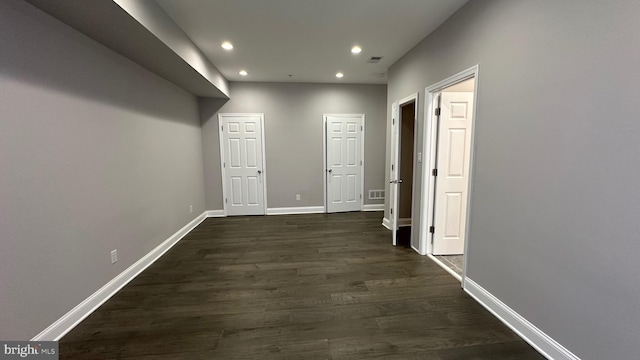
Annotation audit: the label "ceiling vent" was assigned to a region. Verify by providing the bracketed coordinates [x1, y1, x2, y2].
[367, 56, 383, 63]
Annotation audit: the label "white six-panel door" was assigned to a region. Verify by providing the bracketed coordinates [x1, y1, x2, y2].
[325, 114, 363, 213]
[432, 92, 474, 254]
[219, 114, 266, 216]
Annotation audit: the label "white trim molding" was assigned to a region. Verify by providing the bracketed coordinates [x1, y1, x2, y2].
[266, 206, 325, 215]
[362, 204, 384, 212]
[427, 254, 461, 281]
[464, 279, 581, 360]
[398, 218, 412, 227]
[411, 244, 424, 256]
[32, 211, 208, 341]
[205, 209, 225, 217]
[382, 217, 392, 230]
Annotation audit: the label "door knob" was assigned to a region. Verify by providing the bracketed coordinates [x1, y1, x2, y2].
[328, 169, 333, 173]
[258, 170, 262, 174]
[398, 179, 403, 183]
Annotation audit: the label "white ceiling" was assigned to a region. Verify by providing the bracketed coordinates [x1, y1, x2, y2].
[156, 0, 469, 84]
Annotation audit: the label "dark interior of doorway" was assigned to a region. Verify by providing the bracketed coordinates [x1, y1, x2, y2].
[396, 227, 412, 248]
[397, 100, 415, 248]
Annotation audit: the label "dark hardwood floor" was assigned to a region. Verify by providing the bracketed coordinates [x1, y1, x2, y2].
[60, 212, 545, 359]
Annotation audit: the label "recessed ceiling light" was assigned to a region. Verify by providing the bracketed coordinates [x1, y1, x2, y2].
[336, 72, 344, 78]
[221, 41, 233, 50]
[351, 46, 362, 54]
[239, 70, 248, 76]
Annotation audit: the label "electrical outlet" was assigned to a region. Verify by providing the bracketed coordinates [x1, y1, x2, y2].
[110, 249, 118, 264]
[296, 194, 301, 201]
[190, 205, 193, 213]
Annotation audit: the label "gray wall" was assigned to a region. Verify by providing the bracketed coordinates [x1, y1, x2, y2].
[0, 0, 205, 340]
[385, 0, 640, 358]
[201, 82, 387, 210]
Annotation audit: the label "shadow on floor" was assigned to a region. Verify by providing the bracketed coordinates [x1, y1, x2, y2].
[396, 226, 412, 248]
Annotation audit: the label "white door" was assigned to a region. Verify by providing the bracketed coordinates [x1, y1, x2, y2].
[325, 114, 363, 213]
[432, 92, 474, 254]
[389, 102, 400, 245]
[219, 114, 266, 216]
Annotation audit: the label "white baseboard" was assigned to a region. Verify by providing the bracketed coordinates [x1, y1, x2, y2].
[427, 253, 462, 282]
[382, 217, 411, 229]
[362, 204, 384, 211]
[205, 209, 225, 217]
[32, 211, 208, 341]
[464, 278, 580, 360]
[266, 206, 325, 215]
[411, 244, 425, 256]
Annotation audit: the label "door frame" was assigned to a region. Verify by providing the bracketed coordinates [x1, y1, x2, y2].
[420, 65, 479, 285]
[323, 114, 365, 213]
[387, 101, 399, 245]
[218, 113, 268, 216]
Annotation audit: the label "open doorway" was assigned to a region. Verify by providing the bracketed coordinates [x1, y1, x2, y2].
[421, 66, 478, 284]
[388, 94, 419, 248]
[396, 100, 416, 246]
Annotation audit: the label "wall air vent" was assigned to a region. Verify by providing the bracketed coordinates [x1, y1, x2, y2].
[369, 190, 385, 200]
[367, 56, 383, 63]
